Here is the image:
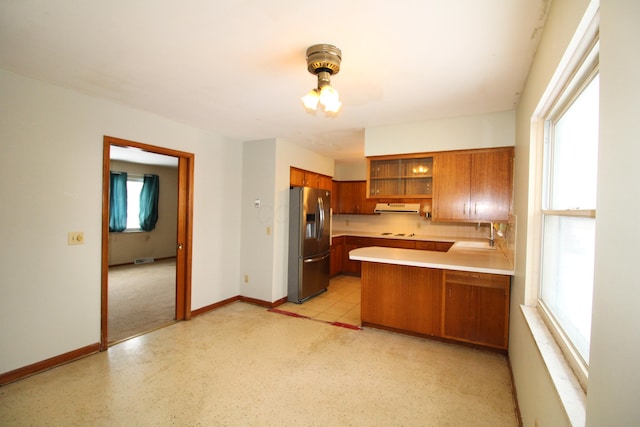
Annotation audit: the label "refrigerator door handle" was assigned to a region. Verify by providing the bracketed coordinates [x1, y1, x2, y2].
[303, 252, 330, 263]
[317, 196, 325, 241]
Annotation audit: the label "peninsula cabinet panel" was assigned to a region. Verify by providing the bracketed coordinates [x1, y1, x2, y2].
[361, 262, 443, 336]
[443, 270, 510, 350]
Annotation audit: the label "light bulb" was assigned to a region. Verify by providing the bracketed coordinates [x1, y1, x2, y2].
[301, 89, 320, 110]
[319, 85, 341, 112]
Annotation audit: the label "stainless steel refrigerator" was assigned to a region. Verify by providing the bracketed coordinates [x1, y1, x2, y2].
[288, 186, 331, 303]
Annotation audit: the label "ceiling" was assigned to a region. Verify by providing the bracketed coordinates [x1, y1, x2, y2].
[0, 1, 549, 161]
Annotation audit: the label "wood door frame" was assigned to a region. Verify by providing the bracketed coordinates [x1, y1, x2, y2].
[101, 136, 194, 350]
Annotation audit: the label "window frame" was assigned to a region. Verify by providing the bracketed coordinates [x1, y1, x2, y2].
[533, 39, 599, 391]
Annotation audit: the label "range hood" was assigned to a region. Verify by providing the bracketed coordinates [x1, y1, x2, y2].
[374, 203, 421, 214]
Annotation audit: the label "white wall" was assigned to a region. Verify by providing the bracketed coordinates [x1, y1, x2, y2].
[586, 1, 640, 424]
[240, 138, 334, 303]
[335, 159, 367, 181]
[510, 0, 590, 425]
[0, 70, 243, 374]
[365, 110, 515, 157]
[239, 139, 277, 302]
[510, 0, 640, 425]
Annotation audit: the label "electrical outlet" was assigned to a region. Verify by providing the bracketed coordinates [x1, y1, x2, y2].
[244, 274, 249, 283]
[68, 231, 84, 245]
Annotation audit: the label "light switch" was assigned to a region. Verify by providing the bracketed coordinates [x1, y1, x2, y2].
[68, 231, 84, 245]
[254, 199, 261, 208]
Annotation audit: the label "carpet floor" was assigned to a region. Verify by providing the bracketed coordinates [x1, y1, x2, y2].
[108, 259, 176, 343]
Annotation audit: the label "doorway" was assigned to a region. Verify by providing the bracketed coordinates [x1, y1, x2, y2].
[101, 136, 194, 349]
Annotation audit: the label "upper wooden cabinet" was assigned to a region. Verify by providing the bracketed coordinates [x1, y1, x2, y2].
[331, 180, 339, 213]
[367, 155, 433, 198]
[433, 147, 513, 222]
[337, 181, 377, 215]
[290, 167, 332, 191]
[317, 175, 333, 192]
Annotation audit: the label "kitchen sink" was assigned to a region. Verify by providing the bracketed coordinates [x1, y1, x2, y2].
[454, 241, 497, 250]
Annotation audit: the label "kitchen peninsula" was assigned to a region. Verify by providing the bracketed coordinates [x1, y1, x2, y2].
[349, 239, 514, 351]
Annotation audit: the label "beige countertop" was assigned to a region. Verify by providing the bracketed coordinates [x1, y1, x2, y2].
[348, 242, 514, 276]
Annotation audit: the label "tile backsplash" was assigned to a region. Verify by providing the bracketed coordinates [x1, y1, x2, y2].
[332, 213, 497, 239]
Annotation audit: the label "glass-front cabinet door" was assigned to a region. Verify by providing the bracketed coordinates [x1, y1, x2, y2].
[367, 156, 433, 198]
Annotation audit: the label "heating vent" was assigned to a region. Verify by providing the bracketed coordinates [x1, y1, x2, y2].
[134, 257, 155, 265]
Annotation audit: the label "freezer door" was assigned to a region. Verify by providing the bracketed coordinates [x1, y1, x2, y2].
[298, 251, 330, 302]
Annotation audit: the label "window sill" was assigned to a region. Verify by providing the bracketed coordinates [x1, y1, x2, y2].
[520, 305, 586, 427]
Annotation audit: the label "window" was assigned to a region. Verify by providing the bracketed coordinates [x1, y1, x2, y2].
[109, 172, 160, 232]
[126, 177, 144, 230]
[538, 43, 599, 386]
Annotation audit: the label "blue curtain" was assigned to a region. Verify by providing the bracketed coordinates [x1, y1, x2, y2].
[139, 174, 160, 231]
[109, 171, 128, 232]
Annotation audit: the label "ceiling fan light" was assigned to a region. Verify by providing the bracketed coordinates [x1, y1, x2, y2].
[322, 98, 342, 113]
[303, 44, 343, 115]
[319, 85, 341, 112]
[301, 89, 320, 110]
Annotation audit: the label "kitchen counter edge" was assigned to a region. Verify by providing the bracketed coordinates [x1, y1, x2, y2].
[349, 246, 514, 276]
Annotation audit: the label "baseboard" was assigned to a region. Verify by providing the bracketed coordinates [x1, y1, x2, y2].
[109, 256, 177, 268]
[0, 342, 100, 386]
[507, 356, 523, 427]
[191, 295, 288, 317]
[191, 295, 242, 317]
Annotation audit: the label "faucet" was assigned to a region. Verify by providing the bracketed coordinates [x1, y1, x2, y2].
[487, 222, 495, 247]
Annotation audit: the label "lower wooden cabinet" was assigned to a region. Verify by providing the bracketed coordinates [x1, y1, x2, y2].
[359, 262, 511, 351]
[361, 262, 443, 336]
[443, 270, 510, 350]
[337, 236, 453, 277]
[330, 236, 344, 277]
[414, 240, 453, 252]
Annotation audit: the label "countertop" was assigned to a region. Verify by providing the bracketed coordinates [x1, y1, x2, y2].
[341, 231, 514, 276]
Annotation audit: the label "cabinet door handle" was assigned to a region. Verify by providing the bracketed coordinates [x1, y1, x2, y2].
[463, 203, 467, 215]
[474, 203, 478, 215]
